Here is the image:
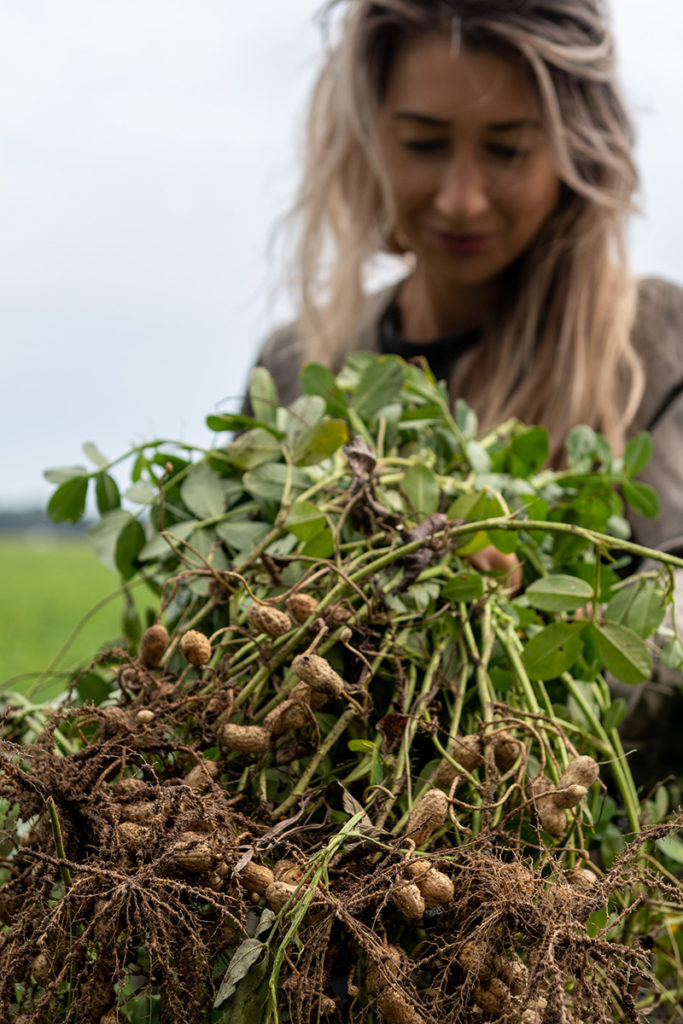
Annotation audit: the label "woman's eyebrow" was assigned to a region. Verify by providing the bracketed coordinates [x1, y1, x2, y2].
[393, 112, 449, 126]
[488, 119, 543, 132]
[392, 113, 542, 132]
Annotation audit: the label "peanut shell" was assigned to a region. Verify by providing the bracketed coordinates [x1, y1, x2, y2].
[496, 958, 528, 996]
[286, 593, 319, 624]
[138, 624, 169, 668]
[366, 944, 402, 994]
[493, 731, 521, 772]
[266, 880, 298, 911]
[432, 758, 461, 791]
[474, 977, 510, 1014]
[552, 783, 587, 809]
[180, 630, 212, 667]
[458, 939, 493, 981]
[415, 868, 454, 908]
[114, 777, 148, 800]
[218, 722, 271, 753]
[31, 951, 51, 986]
[184, 760, 219, 792]
[273, 859, 305, 884]
[568, 867, 599, 889]
[558, 755, 599, 790]
[120, 801, 157, 825]
[238, 861, 274, 894]
[292, 654, 344, 698]
[170, 832, 213, 873]
[405, 788, 448, 846]
[263, 698, 309, 737]
[377, 987, 424, 1024]
[451, 734, 484, 771]
[323, 604, 351, 629]
[290, 680, 327, 709]
[247, 603, 292, 638]
[117, 822, 149, 849]
[528, 776, 566, 837]
[391, 882, 425, 919]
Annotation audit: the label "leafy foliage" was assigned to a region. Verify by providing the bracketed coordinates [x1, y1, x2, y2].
[1, 353, 681, 1023]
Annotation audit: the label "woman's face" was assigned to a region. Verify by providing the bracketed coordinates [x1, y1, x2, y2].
[378, 34, 561, 299]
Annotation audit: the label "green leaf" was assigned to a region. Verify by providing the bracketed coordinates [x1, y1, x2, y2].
[180, 463, 228, 519]
[88, 509, 137, 570]
[661, 637, 683, 669]
[401, 465, 440, 516]
[95, 472, 121, 515]
[131, 452, 148, 482]
[565, 425, 598, 469]
[115, 517, 146, 580]
[465, 440, 491, 474]
[206, 412, 282, 438]
[214, 937, 265, 1009]
[225, 428, 282, 471]
[348, 739, 378, 754]
[451, 490, 516, 554]
[243, 463, 307, 505]
[525, 574, 594, 613]
[656, 834, 683, 866]
[509, 427, 548, 477]
[300, 363, 349, 418]
[216, 520, 270, 554]
[398, 404, 444, 430]
[602, 698, 627, 732]
[351, 356, 405, 419]
[139, 519, 199, 561]
[291, 419, 349, 467]
[301, 528, 335, 559]
[623, 432, 653, 478]
[622, 479, 659, 518]
[591, 621, 651, 684]
[442, 571, 485, 603]
[76, 672, 113, 705]
[47, 476, 89, 523]
[285, 395, 327, 448]
[604, 579, 666, 638]
[249, 367, 279, 428]
[43, 464, 89, 485]
[82, 441, 109, 468]
[286, 501, 326, 541]
[454, 399, 477, 439]
[522, 622, 585, 680]
[124, 480, 158, 505]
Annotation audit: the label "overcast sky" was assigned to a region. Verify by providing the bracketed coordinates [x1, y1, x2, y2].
[2, 1, 683, 507]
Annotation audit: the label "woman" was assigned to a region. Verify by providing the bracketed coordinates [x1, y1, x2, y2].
[253, 0, 683, 780]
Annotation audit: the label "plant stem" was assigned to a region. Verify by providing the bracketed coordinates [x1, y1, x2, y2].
[561, 674, 640, 834]
[47, 797, 72, 889]
[269, 708, 359, 820]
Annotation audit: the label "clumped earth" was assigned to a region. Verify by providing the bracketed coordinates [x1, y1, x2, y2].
[2, 354, 683, 1023]
[0, 620, 680, 1024]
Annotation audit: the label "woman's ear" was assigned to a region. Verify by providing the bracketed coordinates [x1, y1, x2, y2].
[382, 225, 411, 255]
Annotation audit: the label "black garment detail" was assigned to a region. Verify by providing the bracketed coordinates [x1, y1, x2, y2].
[379, 303, 482, 383]
[645, 378, 683, 433]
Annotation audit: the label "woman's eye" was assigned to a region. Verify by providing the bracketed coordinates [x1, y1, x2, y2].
[402, 139, 447, 153]
[487, 143, 529, 160]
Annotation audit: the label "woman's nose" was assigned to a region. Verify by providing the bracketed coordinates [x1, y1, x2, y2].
[434, 153, 490, 221]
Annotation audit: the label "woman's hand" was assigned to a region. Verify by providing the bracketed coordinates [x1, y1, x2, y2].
[467, 545, 523, 594]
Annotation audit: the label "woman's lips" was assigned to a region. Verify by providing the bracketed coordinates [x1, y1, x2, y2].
[428, 227, 497, 254]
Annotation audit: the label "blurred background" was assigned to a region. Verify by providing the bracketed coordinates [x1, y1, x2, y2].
[2, 0, 682, 684]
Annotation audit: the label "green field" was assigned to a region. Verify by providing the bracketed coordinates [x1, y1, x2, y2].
[0, 533, 131, 702]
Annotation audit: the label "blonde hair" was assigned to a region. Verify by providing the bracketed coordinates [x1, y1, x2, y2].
[288, 0, 644, 461]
